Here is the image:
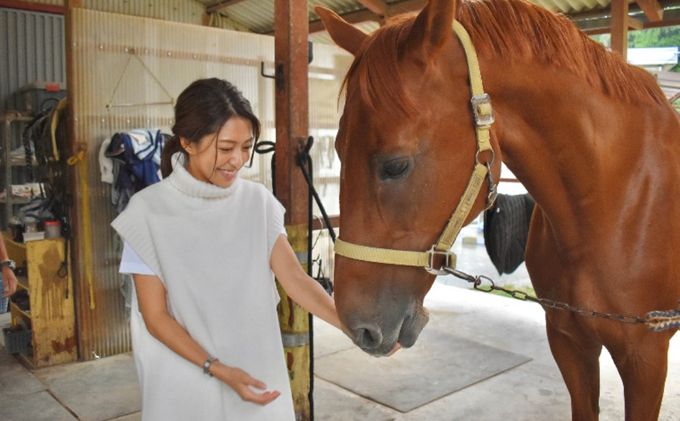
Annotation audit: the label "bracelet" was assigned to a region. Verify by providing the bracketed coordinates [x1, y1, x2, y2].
[202, 356, 218, 377]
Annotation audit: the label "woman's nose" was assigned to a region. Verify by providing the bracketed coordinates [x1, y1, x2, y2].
[229, 151, 244, 167]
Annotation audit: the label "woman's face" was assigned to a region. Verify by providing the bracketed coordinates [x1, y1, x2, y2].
[181, 116, 254, 188]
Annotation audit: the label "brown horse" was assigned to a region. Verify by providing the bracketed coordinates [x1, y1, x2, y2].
[317, 0, 679, 419]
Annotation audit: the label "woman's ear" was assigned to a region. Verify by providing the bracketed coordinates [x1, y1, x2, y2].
[179, 137, 195, 155]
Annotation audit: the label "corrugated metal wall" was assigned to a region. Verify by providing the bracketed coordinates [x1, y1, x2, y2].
[0, 8, 66, 111]
[70, 7, 348, 359]
[82, 0, 205, 24]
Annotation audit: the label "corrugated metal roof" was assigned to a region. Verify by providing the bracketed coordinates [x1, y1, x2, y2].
[193, 0, 680, 43]
[12, 0, 674, 41]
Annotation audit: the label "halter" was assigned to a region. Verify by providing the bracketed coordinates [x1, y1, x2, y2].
[334, 21, 498, 275]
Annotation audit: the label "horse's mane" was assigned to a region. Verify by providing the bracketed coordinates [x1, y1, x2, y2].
[344, 0, 666, 115]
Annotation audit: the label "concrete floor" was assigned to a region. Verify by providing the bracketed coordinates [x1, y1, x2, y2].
[0, 245, 678, 420]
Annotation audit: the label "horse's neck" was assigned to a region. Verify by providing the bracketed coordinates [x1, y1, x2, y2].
[487, 61, 680, 254]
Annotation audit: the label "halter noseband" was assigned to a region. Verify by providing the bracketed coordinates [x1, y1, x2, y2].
[334, 21, 498, 275]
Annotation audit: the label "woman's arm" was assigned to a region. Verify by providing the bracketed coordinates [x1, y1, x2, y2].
[133, 274, 280, 405]
[269, 235, 342, 330]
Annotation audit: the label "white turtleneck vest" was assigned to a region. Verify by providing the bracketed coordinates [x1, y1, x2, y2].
[111, 154, 294, 421]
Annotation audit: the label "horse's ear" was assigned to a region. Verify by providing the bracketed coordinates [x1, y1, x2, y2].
[315, 6, 367, 56]
[407, 0, 456, 55]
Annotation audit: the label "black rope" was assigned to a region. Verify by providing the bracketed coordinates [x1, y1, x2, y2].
[297, 137, 337, 243]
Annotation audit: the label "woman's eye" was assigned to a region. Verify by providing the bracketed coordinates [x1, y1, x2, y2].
[381, 159, 411, 180]
[219, 148, 234, 153]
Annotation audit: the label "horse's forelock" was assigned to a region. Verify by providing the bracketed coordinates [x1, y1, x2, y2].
[341, 16, 419, 118]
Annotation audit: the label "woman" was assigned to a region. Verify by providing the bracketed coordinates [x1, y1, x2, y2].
[112, 78, 341, 420]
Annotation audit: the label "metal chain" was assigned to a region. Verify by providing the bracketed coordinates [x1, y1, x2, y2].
[443, 268, 680, 331]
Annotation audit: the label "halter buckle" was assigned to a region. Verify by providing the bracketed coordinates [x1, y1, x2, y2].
[425, 247, 456, 275]
[471, 93, 494, 127]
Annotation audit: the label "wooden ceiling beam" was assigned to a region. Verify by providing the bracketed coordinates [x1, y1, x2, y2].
[628, 15, 644, 29]
[308, 8, 379, 33]
[582, 16, 680, 35]
[357, 0, 388, 16]
[307, 0, 426, 34]
[636, 0, 664, 21]
[206, 0, 247, 14]
[387, 0, 427, 15]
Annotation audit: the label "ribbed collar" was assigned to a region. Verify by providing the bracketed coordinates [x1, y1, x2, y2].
[167, 152, 240, 199]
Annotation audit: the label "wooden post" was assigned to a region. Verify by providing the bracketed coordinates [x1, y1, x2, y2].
[64, 0, 94, 362]
[611, 0, 629, 61]
[274, 0, 311, 419]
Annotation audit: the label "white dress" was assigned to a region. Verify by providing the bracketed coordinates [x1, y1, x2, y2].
[112, 154, 294, 421]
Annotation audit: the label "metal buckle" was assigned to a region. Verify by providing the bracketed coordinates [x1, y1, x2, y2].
[471, 93, 494, 127]
[425, 247, 455, 275]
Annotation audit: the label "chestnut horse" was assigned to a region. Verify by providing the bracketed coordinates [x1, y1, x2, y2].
[317, 0, 679, 419]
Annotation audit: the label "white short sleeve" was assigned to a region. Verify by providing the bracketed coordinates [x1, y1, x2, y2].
[119, 242, 156, 275]
[266, 191, 287, 258]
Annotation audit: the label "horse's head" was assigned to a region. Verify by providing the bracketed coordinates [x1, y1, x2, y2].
[318, 0, 502, 355]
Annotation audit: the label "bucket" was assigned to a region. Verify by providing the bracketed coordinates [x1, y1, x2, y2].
[44, 220, 62, 238]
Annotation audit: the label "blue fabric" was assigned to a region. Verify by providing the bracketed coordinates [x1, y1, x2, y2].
[107, 130, 167, 211]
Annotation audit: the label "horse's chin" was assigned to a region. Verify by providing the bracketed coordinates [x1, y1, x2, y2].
[397, 307, 429, 348]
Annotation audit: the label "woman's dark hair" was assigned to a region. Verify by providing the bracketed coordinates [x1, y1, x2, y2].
[161, 78, 261, 177]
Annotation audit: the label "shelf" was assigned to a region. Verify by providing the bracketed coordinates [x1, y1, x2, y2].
[3, 231, 26, 251]
[8, 237, 75, 367]
[0, 197, 33, 204]
[16, 275, 28, 291]
[10, 301, 30, 318]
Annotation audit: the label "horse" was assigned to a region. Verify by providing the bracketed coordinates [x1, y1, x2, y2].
[316, 0, 680, 419]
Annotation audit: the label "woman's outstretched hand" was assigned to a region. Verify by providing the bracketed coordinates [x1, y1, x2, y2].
[211, 363, 281, 405]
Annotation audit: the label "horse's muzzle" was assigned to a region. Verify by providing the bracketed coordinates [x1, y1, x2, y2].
[347, 307, 429, 355]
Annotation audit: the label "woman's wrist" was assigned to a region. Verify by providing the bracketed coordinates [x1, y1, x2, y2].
[208, 360, 229, 377]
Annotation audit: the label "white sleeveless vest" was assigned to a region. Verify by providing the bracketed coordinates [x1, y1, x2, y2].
[111, 153, 293, 421]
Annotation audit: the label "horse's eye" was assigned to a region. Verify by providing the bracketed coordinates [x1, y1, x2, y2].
[381, 158, 411, 180]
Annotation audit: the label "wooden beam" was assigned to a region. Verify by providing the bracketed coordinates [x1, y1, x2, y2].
[388, 0, 427, 15]
[309, 9, 379, 33]
[0, 0, 64, 14]
[628, 15, 644, 29]
[582, 16, 680, 35]
[636, 0, 664, 21]
[611, 0, 629, 60]
[357, 0, 388, 16]
[307, 0, 426, 33]
[312, 215, 340, 230]
[274, 0, 311, 419]
[205, 0, 246, 14]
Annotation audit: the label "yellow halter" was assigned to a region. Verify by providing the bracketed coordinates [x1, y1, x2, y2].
[334, 21, 497, 275]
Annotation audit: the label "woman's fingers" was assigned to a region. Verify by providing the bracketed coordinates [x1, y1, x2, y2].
[240, 387, 281, 405]
[246, 376, 267, 390]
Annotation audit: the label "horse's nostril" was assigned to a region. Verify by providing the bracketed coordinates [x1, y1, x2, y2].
[354, 325, 383, 350]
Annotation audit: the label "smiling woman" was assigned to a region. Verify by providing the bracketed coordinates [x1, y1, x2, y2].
[110, 78, 343, 421]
